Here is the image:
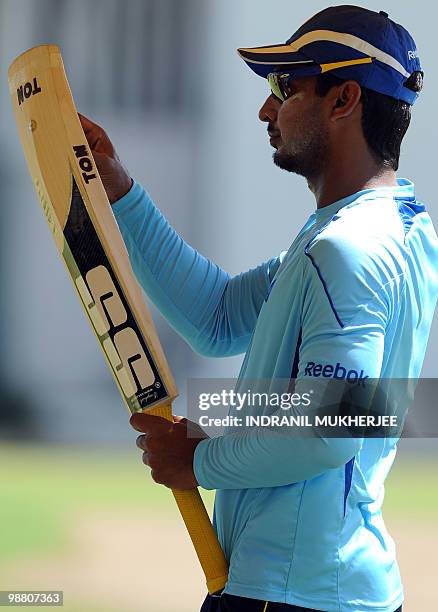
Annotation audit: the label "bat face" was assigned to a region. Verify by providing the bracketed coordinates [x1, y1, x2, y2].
[8, 45, 228, 594]
[8, 45, 177, 414]
[65, 177, 170, 410]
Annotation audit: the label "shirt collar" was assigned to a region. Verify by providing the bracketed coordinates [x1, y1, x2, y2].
[314, 178, 416, 221]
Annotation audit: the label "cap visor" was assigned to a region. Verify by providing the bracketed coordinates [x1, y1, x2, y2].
[237, 44, 315, 78]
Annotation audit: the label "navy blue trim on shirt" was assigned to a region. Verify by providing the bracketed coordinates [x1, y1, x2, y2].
[287, 329, 302, 394]
[304, 249, 345, 328]
[396, 198, 425, 237]
[344, 457, 355, 516]
[265, 278, 277, 302]
[290, 329, 302, 379]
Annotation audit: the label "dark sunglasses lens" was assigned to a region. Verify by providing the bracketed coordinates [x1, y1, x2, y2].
[278, 75, 293, 100]
[268, 73, 294, 102]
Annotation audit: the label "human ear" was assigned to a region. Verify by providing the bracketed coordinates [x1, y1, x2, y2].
[331, 81, 362, 120]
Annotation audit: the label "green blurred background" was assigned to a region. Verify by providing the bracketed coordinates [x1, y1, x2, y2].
[0, 444, 213, 611]
[1, 443, 437, 611]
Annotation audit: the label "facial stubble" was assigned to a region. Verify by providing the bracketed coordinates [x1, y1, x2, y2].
[273, 111, 329, 181]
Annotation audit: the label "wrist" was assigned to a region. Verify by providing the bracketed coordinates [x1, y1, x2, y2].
[110, 177, 134, 205]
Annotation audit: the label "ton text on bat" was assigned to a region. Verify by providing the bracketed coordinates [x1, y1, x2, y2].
[17, 77, 42, 105]
[73, 144, 97, 184]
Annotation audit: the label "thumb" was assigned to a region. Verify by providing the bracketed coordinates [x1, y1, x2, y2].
[129, 412, 171, 433]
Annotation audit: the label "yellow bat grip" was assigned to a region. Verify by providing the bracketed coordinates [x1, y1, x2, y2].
[145, 402, 228, 594]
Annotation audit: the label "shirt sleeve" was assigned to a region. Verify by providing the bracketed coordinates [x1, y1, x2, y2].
[194, 234, 393, 489]
[112, 181, 283, 357]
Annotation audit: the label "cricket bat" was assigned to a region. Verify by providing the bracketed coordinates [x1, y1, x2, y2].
[8, 44, 228, 595]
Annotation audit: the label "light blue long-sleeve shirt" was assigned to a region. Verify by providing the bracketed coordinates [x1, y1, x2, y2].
[113, 179, 438, 611]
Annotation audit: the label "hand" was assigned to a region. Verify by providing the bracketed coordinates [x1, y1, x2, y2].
[78, 113, 133, 204]
[130, 413, 208, 490]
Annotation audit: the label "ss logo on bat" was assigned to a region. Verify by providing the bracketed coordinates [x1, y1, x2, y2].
[75, 265, 155, 397]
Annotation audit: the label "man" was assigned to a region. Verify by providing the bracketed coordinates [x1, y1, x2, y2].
[81, 6, 438, 611]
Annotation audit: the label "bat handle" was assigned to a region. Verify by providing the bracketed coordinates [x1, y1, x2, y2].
[145, 402, 228, 594]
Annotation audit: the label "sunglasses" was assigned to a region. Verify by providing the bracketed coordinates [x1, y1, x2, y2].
[267, 57, 374, 102]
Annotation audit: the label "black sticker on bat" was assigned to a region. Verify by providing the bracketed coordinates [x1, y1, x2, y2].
[64, 177, 168, 410]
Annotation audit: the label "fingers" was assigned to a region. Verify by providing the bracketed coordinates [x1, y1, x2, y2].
[78, 113, 101, 143]
[134, 417, 170, 483]
[78, 112, 112, 154]
[77, 112, 132, 204]
[130, 412, 170, 433]
[139, 442, 163, 485]
[132, 414, 171, 455]
[78, 112, 99, 132]
[136, 434, 147, 450]
[131, 412, 199, 489]
[135, 429, 166, 452]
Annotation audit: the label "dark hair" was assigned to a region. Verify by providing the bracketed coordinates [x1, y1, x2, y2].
[315, 71, 423, 171]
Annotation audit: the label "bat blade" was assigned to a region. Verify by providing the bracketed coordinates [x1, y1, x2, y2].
[8, 45, 177, 413]
[8, 44, 228, 594]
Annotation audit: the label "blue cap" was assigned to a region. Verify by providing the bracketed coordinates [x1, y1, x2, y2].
[238, 6, 422, 104]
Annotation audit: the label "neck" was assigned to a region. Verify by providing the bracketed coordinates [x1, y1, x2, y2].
[308, 158, 398, 209]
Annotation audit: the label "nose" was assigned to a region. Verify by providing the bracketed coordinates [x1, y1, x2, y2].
[258, 94, 281, 123]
